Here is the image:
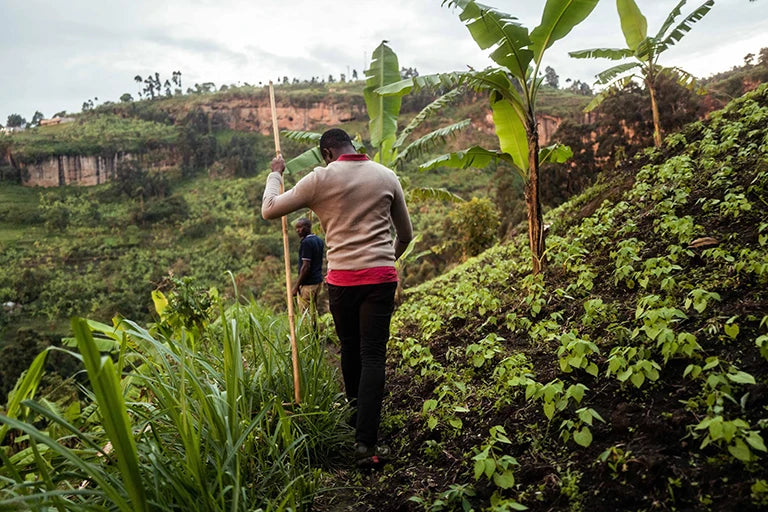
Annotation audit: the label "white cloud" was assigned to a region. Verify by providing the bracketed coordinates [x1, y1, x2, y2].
[1, 0, 766, 122]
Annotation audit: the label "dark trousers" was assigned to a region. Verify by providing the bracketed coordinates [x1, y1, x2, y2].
[327, 282, 397, 446]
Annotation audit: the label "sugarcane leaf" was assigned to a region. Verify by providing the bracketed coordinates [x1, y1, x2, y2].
[73, 317, 148, 512]
[0, 348, 50, 445]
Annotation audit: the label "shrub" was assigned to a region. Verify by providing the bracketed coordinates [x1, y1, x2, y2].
[448, 197, 500, 260]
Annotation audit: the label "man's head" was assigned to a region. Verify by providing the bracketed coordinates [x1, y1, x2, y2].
[295, 217, 312, 238]
[319, 128, 355, 164]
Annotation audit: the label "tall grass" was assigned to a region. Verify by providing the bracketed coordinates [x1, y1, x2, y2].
[0, 294, 348, 511]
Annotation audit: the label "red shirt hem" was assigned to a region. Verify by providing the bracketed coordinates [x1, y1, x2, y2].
[326, 266, 398, 286]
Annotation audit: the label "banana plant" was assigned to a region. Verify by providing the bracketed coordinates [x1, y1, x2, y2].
[377, 0, 598, 274]
[570, 0, 714, 147]
[282, 41, 467, 203]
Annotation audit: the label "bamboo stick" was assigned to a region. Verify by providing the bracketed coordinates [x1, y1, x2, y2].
[269, 81, 301, 405]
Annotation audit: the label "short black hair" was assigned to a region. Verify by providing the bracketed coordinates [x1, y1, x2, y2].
[319, 128, 352, 152]
[296, 217, 311, 229]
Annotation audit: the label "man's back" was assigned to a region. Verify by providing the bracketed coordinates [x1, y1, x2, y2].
[262, 155, 411, 271]
[298, 233, 324, 285]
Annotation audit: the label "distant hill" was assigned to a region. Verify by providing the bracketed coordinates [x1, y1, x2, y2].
[1, 80, 594, 187]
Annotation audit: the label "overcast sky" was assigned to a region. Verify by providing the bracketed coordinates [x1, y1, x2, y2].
[1, 0, 766, 124]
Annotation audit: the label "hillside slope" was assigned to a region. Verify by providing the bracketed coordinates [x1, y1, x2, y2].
[320, 85, 768, 511]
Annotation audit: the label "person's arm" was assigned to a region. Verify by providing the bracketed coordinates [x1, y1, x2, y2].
[391, 179, 413, 260]
[261, 156, 315, 220]
[293, 260, 311, 295]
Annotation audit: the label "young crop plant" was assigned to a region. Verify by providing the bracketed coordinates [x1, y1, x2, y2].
[636, 256, 683, 292]
[756, 315, 768, 362]
[492, 354, 536, 407]
[733, 247, 768, 283]
[581, 298, 613, 328]
[528, 314, 562, 343]
[605, 346, 661, 388]
[712, 191, 753, 219]
[472, 426, 520, 490]
[559, 407, 606, 448]
[655, 213, 697, 245]
[466, 333, 505, 368]
[612, 238, 644, 288]
[409, 483, 477, 512]
[393, 336, 443, 377]
[684, 288, 721, 314]
[693, 415, 767, 463]
[521, 273, 547, 318]
[682, 356, 766, 462]
[525, 379, 588, 422]
[504, 312, 533, 334]
[597, 445, 636, 481]
[752, 479, 768, 507]
[556, 330, 600, 377]
[422, 378, 471, 433]
[634, 294, 688, 345]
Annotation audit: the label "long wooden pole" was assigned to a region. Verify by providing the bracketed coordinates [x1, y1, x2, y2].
[269, 81, 301, 405]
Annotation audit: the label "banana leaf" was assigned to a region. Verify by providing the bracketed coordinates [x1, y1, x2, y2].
[364, 41, 401, 155]
[491, 91, 528, 174]
[395, 120, 471, 167]
[419, 146, 512, 172]
[569, 47, 634, 60]
[530, 0, 600, 64]
[617, 0, 648, 51]
[539, 143, 573, 165]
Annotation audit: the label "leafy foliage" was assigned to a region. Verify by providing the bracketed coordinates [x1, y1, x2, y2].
[383, 84, 768, 510]
[570, 0, 714, 146]
[1, 288, 347, 510]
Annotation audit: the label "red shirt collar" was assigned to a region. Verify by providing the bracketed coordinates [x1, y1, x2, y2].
[337, 154, 370, 161]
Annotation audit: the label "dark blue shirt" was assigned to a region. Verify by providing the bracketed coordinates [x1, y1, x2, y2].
[298, 234, 324, 285]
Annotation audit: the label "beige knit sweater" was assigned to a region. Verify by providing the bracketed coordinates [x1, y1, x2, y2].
[261, 158, 413, 271]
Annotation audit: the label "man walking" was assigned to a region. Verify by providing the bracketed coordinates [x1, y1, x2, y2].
[262, 128, 412, 466]
[292, 217, 323, 329]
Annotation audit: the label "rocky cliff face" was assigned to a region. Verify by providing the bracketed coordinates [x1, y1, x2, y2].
[14, 92, 577, 187]
[177, 94, 367, 134]
[20, 153, 131, 187]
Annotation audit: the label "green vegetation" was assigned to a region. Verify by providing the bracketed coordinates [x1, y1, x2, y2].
[2, 1, 767, 509]
[0, 284, 347, 510]
[8, 115, 178, 163]
[570, 0, 714, 147]
[341, 83, 768, 510]
[0, 172, 298, 401]
[381, 0, 599, 274]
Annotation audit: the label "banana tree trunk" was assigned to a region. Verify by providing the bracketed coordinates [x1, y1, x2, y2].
[647, 79, 662, 147]
[525, 123, 545, 275]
